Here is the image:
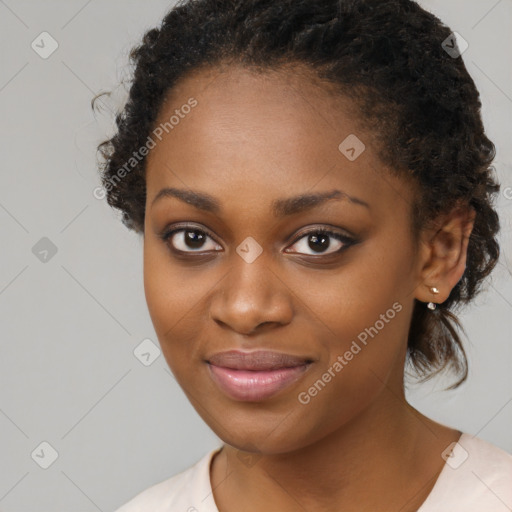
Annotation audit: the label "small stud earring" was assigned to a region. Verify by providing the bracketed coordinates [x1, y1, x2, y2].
[427, 286, 440, 310]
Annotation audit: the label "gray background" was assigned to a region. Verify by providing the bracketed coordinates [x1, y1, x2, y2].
[0, 1, 511, 511]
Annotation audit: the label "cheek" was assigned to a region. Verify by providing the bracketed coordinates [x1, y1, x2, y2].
[143, 241, 197, 332]
[300, 247, 409, 351]
[290, 253, 410, 434]
[143, 244, 216, 382]
[301, 305, 407, 408]
[143, 246, 190, 350]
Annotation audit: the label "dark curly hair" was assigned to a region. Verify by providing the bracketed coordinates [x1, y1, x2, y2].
[94, 0, 500, 389]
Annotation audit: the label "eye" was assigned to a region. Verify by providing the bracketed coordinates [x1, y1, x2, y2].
[159, 223, 356, 257]
[285, 227, 355, 256]
[160, 224, 222, 253]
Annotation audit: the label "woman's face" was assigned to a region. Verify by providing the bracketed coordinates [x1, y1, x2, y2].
[143, 65, 425, 454]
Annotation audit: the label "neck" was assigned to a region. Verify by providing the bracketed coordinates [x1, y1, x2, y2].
[211, 383, 460, 512]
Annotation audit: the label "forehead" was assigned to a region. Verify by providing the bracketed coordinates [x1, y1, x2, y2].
[144, 64, 411, 221]
[154, 63, 364, 144]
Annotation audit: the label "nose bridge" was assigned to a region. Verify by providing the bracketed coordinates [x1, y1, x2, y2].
[224, 246, 276, 310]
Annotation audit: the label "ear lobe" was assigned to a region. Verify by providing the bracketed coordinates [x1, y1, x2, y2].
[415, 205, 476, 305]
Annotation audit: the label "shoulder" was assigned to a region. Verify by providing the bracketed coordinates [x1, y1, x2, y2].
[459, 433, 512, 472]
[420, 433, 512, 512]
[114, 446, 223, 512]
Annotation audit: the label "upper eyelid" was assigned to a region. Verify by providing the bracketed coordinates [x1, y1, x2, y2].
[292, 224, 354, 240]
[164, 223, 220, 243]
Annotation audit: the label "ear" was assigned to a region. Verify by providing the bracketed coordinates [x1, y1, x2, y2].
[414, 204, 476, 305]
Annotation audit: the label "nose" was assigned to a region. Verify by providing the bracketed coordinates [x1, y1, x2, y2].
[209, 254, 293, 335]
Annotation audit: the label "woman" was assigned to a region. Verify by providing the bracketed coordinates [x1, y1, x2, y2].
[96, 0, 512, 510]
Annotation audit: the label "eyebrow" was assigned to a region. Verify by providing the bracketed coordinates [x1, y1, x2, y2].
[150, 187, 370, 216]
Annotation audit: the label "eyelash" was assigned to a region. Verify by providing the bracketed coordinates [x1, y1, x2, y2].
[159, 223, 357, 258]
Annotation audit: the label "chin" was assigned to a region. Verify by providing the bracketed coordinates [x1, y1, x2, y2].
[203, 407, 313, 455]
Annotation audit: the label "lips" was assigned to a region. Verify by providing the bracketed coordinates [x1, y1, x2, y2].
[205, 350, 314, 401]
[206, 350, 313, 371]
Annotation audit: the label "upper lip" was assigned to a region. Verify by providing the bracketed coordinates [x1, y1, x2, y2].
[206, 350, 314, 371]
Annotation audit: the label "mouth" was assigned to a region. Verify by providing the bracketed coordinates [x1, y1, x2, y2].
[205, 350, 314, 402]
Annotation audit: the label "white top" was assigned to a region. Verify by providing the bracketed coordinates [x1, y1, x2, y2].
[115, 433, 512, 512]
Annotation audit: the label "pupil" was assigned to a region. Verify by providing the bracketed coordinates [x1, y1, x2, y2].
[185, 229, 205, 249]
[309, 233, 330, 253]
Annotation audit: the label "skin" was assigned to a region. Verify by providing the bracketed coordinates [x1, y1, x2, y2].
[143, 64, 475, 512]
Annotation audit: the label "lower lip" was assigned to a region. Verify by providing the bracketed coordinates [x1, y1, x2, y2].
[207, 363, 311, 401]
